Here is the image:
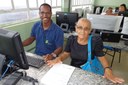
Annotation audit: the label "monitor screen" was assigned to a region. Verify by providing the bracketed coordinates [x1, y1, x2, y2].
[0, 28, 29, 70]
[56, 12, 78, 32]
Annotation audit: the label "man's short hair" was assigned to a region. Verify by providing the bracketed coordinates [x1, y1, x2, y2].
[39, 3, 52, 12]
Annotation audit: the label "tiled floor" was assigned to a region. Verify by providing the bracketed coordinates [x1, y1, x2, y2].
[63, 50, 128, 84]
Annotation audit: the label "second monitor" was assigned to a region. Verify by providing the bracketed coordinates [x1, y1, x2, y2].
[56, 12, 78, 32]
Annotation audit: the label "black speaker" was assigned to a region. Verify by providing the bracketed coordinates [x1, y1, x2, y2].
[124, 41, 128, 46]
[0, 54, 5, 76]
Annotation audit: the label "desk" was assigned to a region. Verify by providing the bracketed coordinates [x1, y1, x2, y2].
[0, 64, 127, 85]
[103, 40, 128, 51]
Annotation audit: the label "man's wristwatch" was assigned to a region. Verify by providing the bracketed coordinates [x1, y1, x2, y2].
[51, 53, 57, 58]
[104, 67, 112, 70]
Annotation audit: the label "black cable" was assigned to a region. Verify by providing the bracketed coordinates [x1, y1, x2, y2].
[22, 76, 38, 85]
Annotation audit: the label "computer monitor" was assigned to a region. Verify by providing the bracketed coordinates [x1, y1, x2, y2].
[0, 28, 29, 70]
[118, 11, 128, 27]
[121, 17, 128, 39]
[118, 11, 128, 17]
[87, 14, 123, 32]
[56, 12, 78, 32]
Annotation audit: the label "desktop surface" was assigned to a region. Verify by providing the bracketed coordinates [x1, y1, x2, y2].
[1, 64, 127, 85]
[0, 53, 127, 85]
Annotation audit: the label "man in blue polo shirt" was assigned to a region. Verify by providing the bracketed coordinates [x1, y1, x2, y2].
[23, 3, 64, 60]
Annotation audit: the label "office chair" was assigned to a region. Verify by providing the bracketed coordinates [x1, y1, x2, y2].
[100, 31, 122, 67]
[74, 8, 83, 18]
[101, 7, 106, 13]
[103, 46, 121, 67]
[95, 7, 101, 14]
[83, 7, 89, 18]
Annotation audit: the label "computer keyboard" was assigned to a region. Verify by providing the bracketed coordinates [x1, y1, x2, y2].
[25, 52, 45, 68]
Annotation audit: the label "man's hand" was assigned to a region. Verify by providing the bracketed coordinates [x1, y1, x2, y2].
[43, 54, 53, 63]
[47, 58, 62, 67]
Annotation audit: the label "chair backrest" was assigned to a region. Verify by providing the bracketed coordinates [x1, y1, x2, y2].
[87, 14, 123, 32]
[74, 8, 83, 17]
[102, 7, 106, 13]
[95, 7, 101, 14]
[121, 17, 128, 35]
[83, 7, 90, 18]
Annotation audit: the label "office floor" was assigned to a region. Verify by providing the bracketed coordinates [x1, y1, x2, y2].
[63, 50, 128, 84]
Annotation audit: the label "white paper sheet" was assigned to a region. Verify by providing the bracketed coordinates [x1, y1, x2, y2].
[40, 63, 75, 85]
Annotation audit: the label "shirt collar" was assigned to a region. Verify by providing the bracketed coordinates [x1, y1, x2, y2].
[39, 20, 54, 31]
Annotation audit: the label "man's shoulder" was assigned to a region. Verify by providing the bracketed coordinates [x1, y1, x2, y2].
[52, 22, 63, 32]
[52, 22, 61, 28]
[31, 21, 41, 31]
[32, 21, 41, 28]
[34, 21, 41, 25]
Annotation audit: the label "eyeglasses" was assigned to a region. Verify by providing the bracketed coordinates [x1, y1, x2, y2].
[39, 12, 51, 15]
[76, 25, 89, 31]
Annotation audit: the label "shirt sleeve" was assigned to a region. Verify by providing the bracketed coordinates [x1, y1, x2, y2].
[31, 22, 38, 37]
[54, 27, 64, 48]
[31, 27, 35, 37]
[64, 35, 74, 52]
[92, 35, 105, 57]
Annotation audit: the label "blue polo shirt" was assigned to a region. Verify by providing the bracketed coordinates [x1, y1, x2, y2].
[31, 20, 64, 56]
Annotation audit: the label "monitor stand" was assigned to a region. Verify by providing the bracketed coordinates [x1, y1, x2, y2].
[60, 23, 69, 33]
[124, 40, 128, 46]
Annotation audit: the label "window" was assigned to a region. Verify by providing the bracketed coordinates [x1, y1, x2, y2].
[29, 0, 37, 8]
[13, 0, 27, 9]
[0, 12, 28, 24]
[38, 0, 45, 7]
[30, 10, 39, 18]
[0, 0, 61, 25]
[52, 0, 56, 7]
[0, 0, 12, 10]
[57, 0, 61, 6]
[71, 0, 94, 12]
[72, 0, 93, 6]
[46, 0, 52, 6]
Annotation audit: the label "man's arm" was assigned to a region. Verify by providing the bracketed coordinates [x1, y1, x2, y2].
[52, 47, 63, 56]
[44, 47, 63, 62]
[22, 36, 35, 46]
